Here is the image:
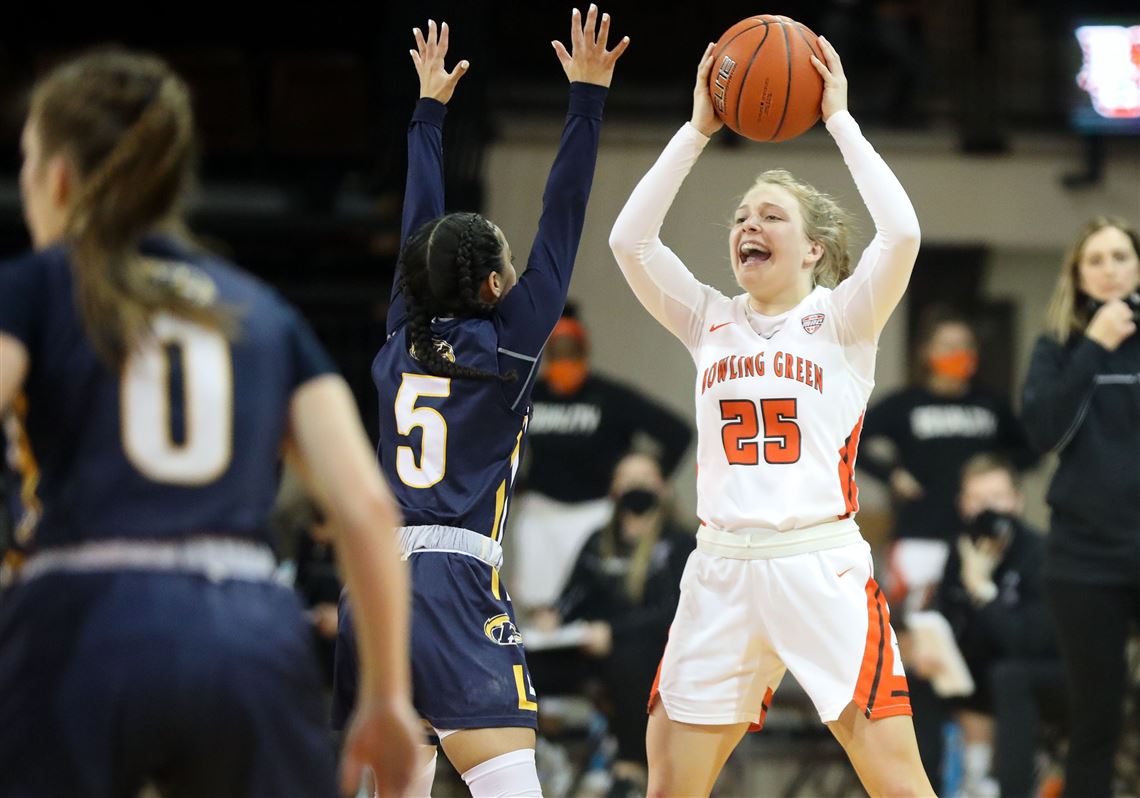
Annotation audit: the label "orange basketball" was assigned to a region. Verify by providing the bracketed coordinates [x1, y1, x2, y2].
[708, 15, 824, 142]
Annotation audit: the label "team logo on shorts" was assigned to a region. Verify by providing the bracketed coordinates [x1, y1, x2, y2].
[409, 338, 456, 363]
[801, 313, 825, 334]
[484, 614, 524, 646]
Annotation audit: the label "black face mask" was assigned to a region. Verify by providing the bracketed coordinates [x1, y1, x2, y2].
[617, 488, 659, 516]
[963, 509, 1017, 545]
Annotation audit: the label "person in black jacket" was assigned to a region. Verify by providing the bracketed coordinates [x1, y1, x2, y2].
[861, 308, 1038, 613]
[510, 306, 693, 610]
[1021, 216, 1140, 798]
[930, 454, 1062, 798]
[526, 452, 695, 796]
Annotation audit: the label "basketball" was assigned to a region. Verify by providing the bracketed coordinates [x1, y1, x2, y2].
[708, 15, 825, 142]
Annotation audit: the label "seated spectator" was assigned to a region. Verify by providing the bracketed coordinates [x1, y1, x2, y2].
[526, 452, 694, 798]
[510, 304, 692, 611]
[862, 308, 1038, 615]
[930, 454, 1062, 798]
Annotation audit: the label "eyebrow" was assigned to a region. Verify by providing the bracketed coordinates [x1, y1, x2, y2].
[735, 202, 788, 215]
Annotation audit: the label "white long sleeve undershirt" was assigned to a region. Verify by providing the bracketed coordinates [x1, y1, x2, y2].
[608, 111, 921, 358]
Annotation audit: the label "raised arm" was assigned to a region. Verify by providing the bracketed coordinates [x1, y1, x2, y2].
[388, 20, 470, 335]
[495, 6, 628, 400]
[815, 38, 921, 343]
[608, 43, 727, 354]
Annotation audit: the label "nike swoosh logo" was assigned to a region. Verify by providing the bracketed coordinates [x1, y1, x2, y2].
[709, 321, 734, 332]
[836, 567, 854, 578]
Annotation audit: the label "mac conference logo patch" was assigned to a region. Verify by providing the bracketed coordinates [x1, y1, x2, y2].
[801, 313, 825, 334]
[484, 614, 523, 646]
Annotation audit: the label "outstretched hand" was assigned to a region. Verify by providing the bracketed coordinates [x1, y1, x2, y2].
[551, 4, 630, 88]
[410, 19, 468, 104]
[809, 35, 848, 122]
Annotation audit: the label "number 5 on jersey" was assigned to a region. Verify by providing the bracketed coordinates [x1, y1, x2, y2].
[395, 373, 451, 488]
[720, 398, 801, 465]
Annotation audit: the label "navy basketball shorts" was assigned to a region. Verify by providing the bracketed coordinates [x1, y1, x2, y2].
[0, 570, 338, 798]
[333, 551, 538, 733]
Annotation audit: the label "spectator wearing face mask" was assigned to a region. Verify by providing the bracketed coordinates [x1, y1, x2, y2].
[861, 308, 1039, 787]
[526, 452, 695, 796]
[928, 454, 1061, 798]
[510, 305, 693, 610]
[860, 308, 1039, 613]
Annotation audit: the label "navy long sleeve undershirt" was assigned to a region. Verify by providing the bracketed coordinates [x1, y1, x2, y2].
[388, 83, 607, 377]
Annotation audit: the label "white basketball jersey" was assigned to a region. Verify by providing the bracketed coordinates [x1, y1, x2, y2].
[692, 287, 874, 534]
[610, 112, 921, 555]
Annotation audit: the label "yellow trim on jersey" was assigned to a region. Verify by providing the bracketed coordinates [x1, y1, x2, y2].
[513, 665, 538, 712]
[491, 481, 506, 543]
[5, 393, 42, 547]
[491, 566, 501, 600]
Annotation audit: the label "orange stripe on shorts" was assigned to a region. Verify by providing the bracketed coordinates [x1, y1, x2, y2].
[853, 576, 912, 720]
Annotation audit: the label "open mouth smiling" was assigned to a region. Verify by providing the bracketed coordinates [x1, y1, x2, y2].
[738, 241, 772, 268]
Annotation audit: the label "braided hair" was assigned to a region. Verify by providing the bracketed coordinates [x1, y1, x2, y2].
[400, 211, 516, 382]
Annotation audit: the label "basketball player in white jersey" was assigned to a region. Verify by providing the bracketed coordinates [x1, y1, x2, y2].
[609, 38, 934, 796]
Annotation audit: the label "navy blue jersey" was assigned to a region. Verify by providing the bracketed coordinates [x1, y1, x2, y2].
[374, 84, 607, 540]
[0, 236, 336, 549]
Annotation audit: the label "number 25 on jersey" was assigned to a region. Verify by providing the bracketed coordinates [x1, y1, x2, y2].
[720, 398, 801, 465]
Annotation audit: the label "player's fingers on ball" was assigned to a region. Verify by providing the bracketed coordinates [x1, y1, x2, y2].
[820, 36, 844, 70]
[810, 54, 829, 78]
[702, 42, 717, 72]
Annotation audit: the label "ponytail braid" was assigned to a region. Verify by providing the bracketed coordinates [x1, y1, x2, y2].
[400, 212, 517, 383]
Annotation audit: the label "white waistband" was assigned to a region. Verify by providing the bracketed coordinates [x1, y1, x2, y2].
[697, 518, 863, 559]
[398, 525, 503, 570]
[19, 537, 277, 583]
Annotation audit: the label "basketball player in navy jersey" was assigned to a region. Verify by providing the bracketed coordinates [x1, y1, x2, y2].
[0, 50, 419, 798]
[332, 9, 627, 796]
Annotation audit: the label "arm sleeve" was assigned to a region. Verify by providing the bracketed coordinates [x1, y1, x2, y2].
[0, 254, 46, 351]
[387, 99, 448, 336]
[856, 393, 900, 483]
[494, 84, 607, 409]
[1020, 334, 1108, 453]
[995, 398, 1041, 471]
[824, 111, 921, 344]
[608, 123, 727, 356]
[495, 83, 607, 357]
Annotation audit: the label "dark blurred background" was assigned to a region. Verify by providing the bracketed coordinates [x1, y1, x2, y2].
[0, 0, 1136, 436]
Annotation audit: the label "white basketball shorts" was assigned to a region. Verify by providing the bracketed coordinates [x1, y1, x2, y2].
[650, 540, 911, 728]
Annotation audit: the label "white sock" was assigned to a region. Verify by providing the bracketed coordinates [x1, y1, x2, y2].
[962, 742, 993, 785]
[460, 749, 542, 798]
